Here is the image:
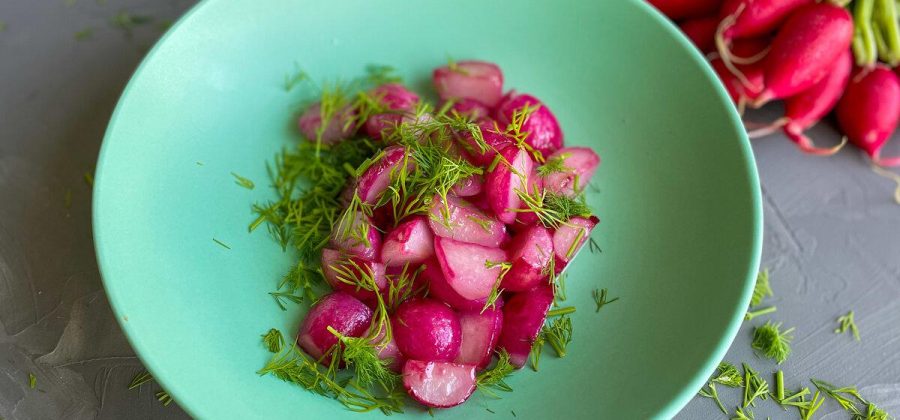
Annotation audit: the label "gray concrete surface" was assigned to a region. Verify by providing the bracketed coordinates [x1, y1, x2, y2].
[0, 1, 898, 419]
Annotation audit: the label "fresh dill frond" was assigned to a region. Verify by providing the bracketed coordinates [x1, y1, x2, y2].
[744, 306, 777, 321]
[475, 350, 515, 398]
[742, 363, 769, 408]
[262, 328, 285, 353]
[156, 390, 173, 407]
[386, 263, 425, 311]
[516, 189, 591, 229]
[482, 261, 511, 313]
[779, 387, 812, 409]
[28, 373, 36, 389]
[811, 379, 870, 416]
[212, 238, 231, 250]
[592, 288, 618, 312]
[835, 310, 861, 341]
[537, 152, 571, 177]
[546, 306, 576, 317]
[553, 273, 567, 303]
[231, 172, 255, 189]
[542, 315, 573, 358]
[363, 64, 402, 86]
[710, 362, 743, 388]
[731, 406, 754, 420]
[269, 291, 303, 311]
[128, 370, 153, 389]
[529, 330, 545, 372]
[751, 321, 794, 364]
[74, 28, 93, 41]
[698, 382, 727, 414]
[750, 270, 772, 307]
[799, 391, 825, 420]
[327, 327, 399, 390]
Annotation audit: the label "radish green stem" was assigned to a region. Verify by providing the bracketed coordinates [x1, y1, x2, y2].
[875, 0, 900, 65]
[745, 306, 777, 321]
[854, 0, 878, 67]
[546, 307, 576, 317]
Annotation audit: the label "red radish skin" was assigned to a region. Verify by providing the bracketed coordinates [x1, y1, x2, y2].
[497, 286, 554, 368]
[356, 146, 412, 205]
[646, 0, 722, 20]
[321, 249, 388, 301]
[429, 195, 507, 248]
[330, 211, 382, 262]
[297, 292, 373, 362]
[837, 66, 900, 166]
[754, 3, 853, 106]
[503, 224, 553, 292]
[541, 147, 601, 196]
[553, 216, 599, 273]
[392, 299, 462, 362]
[364, 84, 420, 140]
[459, 120, 514, 167]
[448, 98, 491, 122]
[485, 146, 534, 224]
[381, 217, 435, 267]
[495, 94, 564, 157]
[433, 61, 504, 108]
[297, 103, 357, 145]
[679, 16, 720, 54]
[455, 304, 504, 368]
[421, 258, 488, 311]
[402, 360, 477, 408]
[451, 174, 484, 197]
[434, 237, 508, 301]
[710, 39, 769, 108]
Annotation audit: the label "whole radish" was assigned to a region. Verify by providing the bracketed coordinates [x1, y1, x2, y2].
[753, 3, 854, 106]
[709, 39, 769, 111]
[679, 15, 720, 54]
[836, 66, 900, 167]
[646, 0, 722, 20]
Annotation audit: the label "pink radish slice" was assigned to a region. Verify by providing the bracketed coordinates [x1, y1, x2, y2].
[458, 120, 514, 167]
[497, 285, 554, 368]
[392, 298, 462, 362]
[837, 66, 900, 166]
[429, 195, 507, 248]
[679, 15, 720, 54]
[433, 61, 504, 108]
[448, 98, 491, 122]
[503, 224, 553, 292]
[495, 94, 564, 157]
[513, 169, 544, 227]
[402, 360, 476, 408]
[297, 102, 357, 145]
[647, 0, 722, 20]
[364, 83, 420, 141]
[330, 210, 382, 262]
[356, 146, 412, 205]
[451, 174, 484, 197]
[381, 216, 435, 267]
[422, 258, 488, 311]
[365, 113, 403, 141]
[297, 292, 373, 362]
[434, 236, 508, 301]
[541, 147, 601, 196]
[485, 146, 534, 224]
[553, 216, 599, 273]
[321, 249, 388, 301]
[753, 3, 853, 106]
[455, 304, 504, 368]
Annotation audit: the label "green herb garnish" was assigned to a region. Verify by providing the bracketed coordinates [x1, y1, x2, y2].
[751, 321, 794, 364]
[74, 28, 93, 41]
[482, 261, 511, 312]
[110, 11, 153, 35]
[744, 306, 777, 321]
[212, 238, 231, 250]
[699, 382, 728, 414]
[592, 288, 619, 312]
[711, 362, 744, 388]
[810, 379, 891, 419]
[231, 172, 255, 189]
[541, 315, 573, 358]
[156, 390, 173, 406]
[128, 370, 153, 389]
[28, 373, 36, 389]
[536, 152, 570, 177]
[731, 406, 754, 420]
[327, 327, 399, 390]
[835, 310, 861, 341]
[742, 363, 769, 408]
[750, 270, 772, 307]
[476, 350, 515, 398]
[262, 328, 285, 353]
[546, 306, 576, 317]
[84, 171, 94, 187]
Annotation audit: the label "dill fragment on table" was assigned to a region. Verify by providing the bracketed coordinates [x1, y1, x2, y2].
[475, 350, 514, 398]
[83, 171, 94, 187]
[74, 28, 93, 41]
[751, 321, 794, 364]
[110, 11, 153, 36]
[128, 370, 153, 389]
[592, 288, 618, 312]
[156, 390, 173, 406]
[28, 373, 36, 389]
[742, 363, 769, 408]
[750, 269, 772, 307]
[835, 310, 861, 341]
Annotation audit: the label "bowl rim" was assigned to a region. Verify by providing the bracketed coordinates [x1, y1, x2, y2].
[91, 0, 763, 418]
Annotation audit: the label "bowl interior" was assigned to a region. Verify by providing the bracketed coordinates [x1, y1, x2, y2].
[93, 0, 761, 418]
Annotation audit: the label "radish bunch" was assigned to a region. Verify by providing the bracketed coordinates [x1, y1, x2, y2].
[285, 61, 601, 410]
[648, 0, 900, 166]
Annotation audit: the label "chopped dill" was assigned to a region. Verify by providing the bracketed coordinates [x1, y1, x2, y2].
[511, 410, 517, 417]
[835, 310, 861, 341]
[710, 362, 743, 388]
[269, 291, 303, 311]
[751, 321, 794, 364]
[231, 172, 255, 189]
[529, 332, 545, 372]
[592, 288, 618, 312]
[482, 261, 511, 312]
[541, 315, 573, 358]
[262, 328, 285, 353]
[486, 408, 496, 414]
[750, 270, 772, 307]
[546, 306, 576, 317]
[476, 350, 514, 398]
[327, 327, 399, 390]
[536, 152, 570, 177]
[74, 28, 94, 41]
[731, 406, 754, 420]
[516, 189, 591, 229]
[156, 390, 173, 406]
[212, 238, 231, 250]
[128, 370, 153, 389]
[84, 171, 94, 187]
[742, 363, 769, 407]
[744, 306, 777, 321]
[284, 63, 310, 92]
[28, 373, 36, 389]
[698, 382, 727, 414]
[810, 379, 891, 418]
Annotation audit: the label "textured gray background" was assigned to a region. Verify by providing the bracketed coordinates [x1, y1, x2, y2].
[1, 1, 899, 419]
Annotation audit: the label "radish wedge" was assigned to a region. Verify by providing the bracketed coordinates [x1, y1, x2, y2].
[541, 147, 600, 196]
[455, 304, 504, 368]
[451, 174, 484, 197]
[320, 249, 387, 301]
[356, 146, 412, 205]
[422, 259, 488, 311]
[497, 286, 554, 368]
[403, 360, 477, 408]
[553, 216, 599, 273]
[381, 216, 434, 267]
[297, 292, 373, 362]
[448, 98, 491, 122]
[330, 210, 382, 262]
[392, 298, 462, 362]
[503, 225, 553, 292]
[429, 195, 506, 248]
[485, 146, 534, 224]
[459, 120, 514, 167]
[434, 237, 508, 301]
[433, 61, 504, 107]
[495, 94, 564, 157]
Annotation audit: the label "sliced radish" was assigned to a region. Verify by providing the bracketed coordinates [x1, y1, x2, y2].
[421, 258, 488, 311]
[429, 195, 507, 248]
[434, 237, 508, 301]
[364, 83, 420, 140]
[485, 146, 534, 224]
[455, 304, 504, 368]
[330, 210, 382, 262]
[458, 120, 514, 167]
[297, 292, 373, 362]
[541, 147, 600, 196]
[297, 102, 357, 145]
[433, 61, 504, 107]
[553, 216, 599, 273]
[356, 146, 412, 205]
[320, 249, 387, 301]
[503, 224, 553, 292]
[451, 174, 484, 197]
[381, 216, 435, 267]
[402, 360, 477, 408]
[392, 298, 462, 362]
[497, 286, 554, 368]
[495, 93, 563, 157]
[448, 98, 491, 122]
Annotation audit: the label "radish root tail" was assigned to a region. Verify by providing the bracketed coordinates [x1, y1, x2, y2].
[730, 46, 771, 65]
[787, 132, 848, 156]
[715, 4, 755, 90]
[746, 118, 789, 139]
[870, 164, 900, 204]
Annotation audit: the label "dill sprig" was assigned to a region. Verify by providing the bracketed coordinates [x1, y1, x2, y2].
[536, 152, 571, 177]
[284, 63, 310, 92]
[835, 310, 861, 341]
[731, 406, 754, 420]
[156, 390, 173, 406]
[476, 350, 515, 398]
[751, 321, 794, 364]
[711, 362, 744, 388]
[744, 306, 776, 321]
[516, 189, 592, 229]
[128, 370, 153, 389]
[262, 328, 285, 353]
[750, 270, 772, 307]
[699, 382, 727, 414]
[231, 172, 255, 189]
[592, 288, 618, 312]
[327, 327, 399, 390]
[742, 363, 769, 408]
[810, 379, 891, 419]
[482, 261, 511, 313]
[213, 238, 231, 250]
[541, 315, 573, 358]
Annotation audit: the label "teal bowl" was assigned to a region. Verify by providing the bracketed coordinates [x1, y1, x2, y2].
[93, 0, 762, 418]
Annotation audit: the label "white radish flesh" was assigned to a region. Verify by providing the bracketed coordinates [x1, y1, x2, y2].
[455, 304, 504, 368]
[433, 61, 504, 107]
[541, 147, 600, 196]
[434, 236, 508, 301]
[402, 360, 477, 408]
[429, 195, 507, 248]
[381, 216, 435, 267]
[356, 146, 412, 205]
[552, 216, 598, 273]
[485, 146, 534, 224]
[503, 224, 553, 292]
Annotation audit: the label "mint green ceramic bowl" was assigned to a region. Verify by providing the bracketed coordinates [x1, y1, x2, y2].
[93, 0, 762, 418]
